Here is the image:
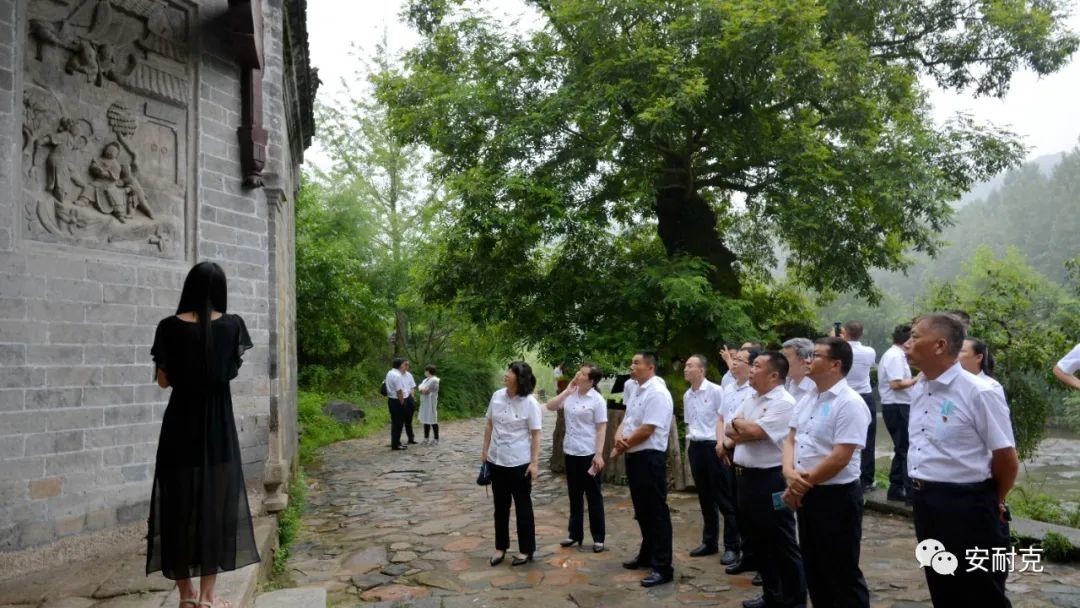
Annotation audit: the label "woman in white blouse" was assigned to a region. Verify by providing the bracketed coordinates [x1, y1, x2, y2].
[418, 365, 440, 445]
[959, 337, 1006, 398]
[482, 361, 542, 566]
[545, 363, 608, 553]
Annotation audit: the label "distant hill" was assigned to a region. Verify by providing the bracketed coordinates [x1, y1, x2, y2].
[954, 152, 1066, 209]
[875, 147, 1080, 299]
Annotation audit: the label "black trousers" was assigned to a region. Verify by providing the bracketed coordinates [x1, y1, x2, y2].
[687, 440, 740, 551]
[736, 466, 805, 608]
[423, 424, 440, 440]
[859, 392, 876, 486]
[626, 450, 673, 577]
[797, 481, 869, 608]
[491, 462, 536, 554]
[912, 479, 1011, 608]
[402, 396, 416, 442]
[387, 398, 405, 448]
[881, 403, 911, 496]
[564, 454, 605, 543]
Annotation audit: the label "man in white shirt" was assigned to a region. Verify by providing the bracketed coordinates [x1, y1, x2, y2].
[1053, 343, 1080, 391]
[905, 313, 1018, 607]
[841, 321, 878, 490]
[717, 346, 761, 581]
[783, 337, 871, 608]
[384, 359, 407, 450]
[682, 355, 739, 564]
[878, 324, 918, 503]
[611, 351, 674, 588]
[724, 351, 805, 608]
[781, 338, 816, 402]
[400, 360, 418, 445]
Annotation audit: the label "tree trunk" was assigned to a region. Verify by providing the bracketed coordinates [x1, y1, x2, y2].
[393, 308, 408, 357]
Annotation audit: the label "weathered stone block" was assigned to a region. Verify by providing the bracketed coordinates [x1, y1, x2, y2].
[28, 476, 63, 500]
[116, 500, 149, 524]
[102, 285, 152, 306]
[44, 408, 103, 432]
[0, 273, 46, 298]
[26, 345, 84, 366]
[44, 367, 101, 388]
[0, 388, 23, 411]
[25, 431, 83, 456]
[84, 386, 135, 407]
[46, 279, 102, 304]
[0, 457, 44, 482]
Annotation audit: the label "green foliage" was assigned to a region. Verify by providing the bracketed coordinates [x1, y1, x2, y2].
[1042, 532, 1075, 562]
[427, 354, 499, 419]
[924, 246, 1075, 458]
[379, 0, 1075, 364]
[1009, 486, 1080, 529]
[271, 469, 308, 580]
[297, 391, 388, 466]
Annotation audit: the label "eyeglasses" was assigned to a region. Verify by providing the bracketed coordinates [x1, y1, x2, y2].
[807, 352, 833, 361]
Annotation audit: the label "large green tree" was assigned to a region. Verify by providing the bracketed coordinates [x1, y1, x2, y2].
[379, 0, 1076, 363]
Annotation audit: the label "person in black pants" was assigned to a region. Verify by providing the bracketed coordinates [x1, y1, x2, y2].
[385, 358, 407, 450]
[726, 351, 804, 608]
[878, 324, 918, 502]
[784, 337, 872, 608]
[545, 363, 608, 552]
[682, 354, 739, 564]
[482, 361, 543, 567]
[399, 360, 418, 445]
[611, 351, 675, 588]
[904, 313, 1018, 607]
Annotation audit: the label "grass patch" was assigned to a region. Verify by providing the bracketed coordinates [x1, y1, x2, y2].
[298, 390, 389, 466]
[265, 468, 308, 589]
[1009, 486, 1080, 528]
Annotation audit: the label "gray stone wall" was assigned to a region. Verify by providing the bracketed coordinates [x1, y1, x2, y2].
[0, 0, 302, 552]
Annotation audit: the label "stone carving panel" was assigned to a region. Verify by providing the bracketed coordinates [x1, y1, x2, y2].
[22, 0, 194, 258]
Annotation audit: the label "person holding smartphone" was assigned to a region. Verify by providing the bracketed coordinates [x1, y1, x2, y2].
[724, 351, 804, 608]
[545, 363, 608, 553]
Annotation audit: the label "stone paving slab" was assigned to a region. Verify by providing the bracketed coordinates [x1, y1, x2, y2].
[0, 517, 276, 608]
[275, 410, 1080, 607]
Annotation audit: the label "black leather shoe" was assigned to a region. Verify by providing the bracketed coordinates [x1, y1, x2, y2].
[560, 538, 582, 547]
[689, 544, 718, 557]
[489, 551, 505, 566]
[640, 570, 673, 587]
[511, 553, 533, 566]
[725, 560, 754, 575]
[742, 598, 766, 608]
[751, 572, 762, 586]
[391, 445, 407, 451]
[886, 489, 907, 502]
[720, 549, 739, 565]
[622, 559, 646, 570]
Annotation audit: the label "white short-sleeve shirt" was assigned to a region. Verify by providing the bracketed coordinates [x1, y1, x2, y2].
[720, 370, 735, 389]
[845, 341, 876, 394]
[1057, 344, 1080, 375]
[784, 376, 816, 404]
[720, 380, 753, 423]
[730, 385, 796, 468]
[622, 376, 673, 453]
[400, 371, 417, 398]
[790, 378, 872, 485]
[907, 363, 1016, 483]
[486, 388, 543, 467]
[978, 371, 1006, 401]
[559, 388, 608, 456]
[877, 344, 913, 405]
[683, 379, 725, 441]
[385, 368, 403, 398]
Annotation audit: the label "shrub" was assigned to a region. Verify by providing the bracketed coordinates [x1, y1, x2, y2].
[1042, 531, 1074, 562]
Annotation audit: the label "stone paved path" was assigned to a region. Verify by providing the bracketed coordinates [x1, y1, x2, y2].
[283, 409, 1080, 607]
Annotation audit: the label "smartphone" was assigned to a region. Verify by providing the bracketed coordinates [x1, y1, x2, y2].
[771, 491, 788, 510]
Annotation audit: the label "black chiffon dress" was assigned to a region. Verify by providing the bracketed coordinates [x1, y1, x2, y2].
[146, 313, 260, 579]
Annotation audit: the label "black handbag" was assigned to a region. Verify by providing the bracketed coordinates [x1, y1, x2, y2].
[476, 461, 493, 486]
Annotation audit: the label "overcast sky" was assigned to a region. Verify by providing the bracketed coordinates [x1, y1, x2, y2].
[307, 1, 1080, 169]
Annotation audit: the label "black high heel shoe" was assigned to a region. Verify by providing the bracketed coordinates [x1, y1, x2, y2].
[489, 550, 506, 566]
[511, 553, 534, 566]
[559, 538, 582, 548]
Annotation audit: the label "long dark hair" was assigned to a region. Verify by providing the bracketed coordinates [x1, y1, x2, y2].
[176, 262, 228, 366]
[507, 361, 536, 397]
[966, 337, 995, 377]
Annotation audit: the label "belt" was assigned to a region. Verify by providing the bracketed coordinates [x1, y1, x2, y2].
[734, 465, 782, 476]
[911, 478, 995, 492]
[688, 439, 717, 444]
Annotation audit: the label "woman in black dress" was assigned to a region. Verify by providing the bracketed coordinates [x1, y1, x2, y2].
[146, 262, 259, 608]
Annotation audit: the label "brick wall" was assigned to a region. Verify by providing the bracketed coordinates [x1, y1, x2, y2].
[0, 0, 302, 552]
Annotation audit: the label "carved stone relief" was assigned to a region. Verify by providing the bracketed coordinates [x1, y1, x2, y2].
[22, 0, 194, 258]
